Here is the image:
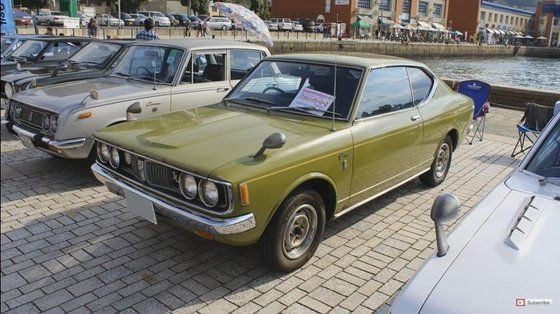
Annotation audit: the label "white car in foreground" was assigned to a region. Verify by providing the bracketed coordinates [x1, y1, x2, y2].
[392, 113, 560, 313]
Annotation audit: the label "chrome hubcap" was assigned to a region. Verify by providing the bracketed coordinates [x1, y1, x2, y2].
[282, 204, 318, 260]
[435, 143, 450, 178]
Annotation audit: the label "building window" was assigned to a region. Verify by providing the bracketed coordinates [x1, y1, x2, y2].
[500, 15, 503, 23]
[481, 11, 486, 21]
[494, 14, 498, 22]
[505, 16, 509, 24]
[418, 1, 428, 15]
[488, 13, 492, 21]
[378, 0, 391, 11]
[433, 3, 442, 17]
[358, 0, 372, 9]
[402, 0, 411, 13]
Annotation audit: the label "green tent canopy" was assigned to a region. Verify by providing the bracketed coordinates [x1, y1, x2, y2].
[352, 20, 371, 28]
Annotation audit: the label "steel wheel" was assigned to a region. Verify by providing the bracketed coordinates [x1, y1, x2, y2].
[434, 142, 451, 178]
[281, 204, 318, 260]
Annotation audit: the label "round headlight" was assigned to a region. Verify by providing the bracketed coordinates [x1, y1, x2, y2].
[109, 147, 120, 168]
[98, 143, 110, 163]
[9, 102, 21, 120]
[49, 115, 58, 131]
[42, 114, 51, 131]
[4, 82, 14, 98]
[179, 174, 197, 200]
[199, 180, 219, 208]
[124, 152, 132, 164]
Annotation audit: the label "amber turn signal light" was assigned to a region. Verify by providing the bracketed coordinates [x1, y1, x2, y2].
[240, 183, 250, 206]
[78, 112, 92, 119]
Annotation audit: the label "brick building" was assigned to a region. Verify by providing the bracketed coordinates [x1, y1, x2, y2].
[271, 0, 448, 31]
[533, 0, 559, 46]
[448, 0, 533, 39]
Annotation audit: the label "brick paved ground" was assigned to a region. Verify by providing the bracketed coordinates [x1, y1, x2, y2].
[1, 108, 523, 313]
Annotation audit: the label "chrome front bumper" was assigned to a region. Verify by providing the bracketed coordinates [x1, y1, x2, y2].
[9, 123, 86, 150]
[91, 163, 256, 236]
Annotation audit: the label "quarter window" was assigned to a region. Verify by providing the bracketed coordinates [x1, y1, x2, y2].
[230, 50, 263, 80]
[183, 52, 226, 84]
[356, 67, 414, 119]
[407, 67, 433, 106]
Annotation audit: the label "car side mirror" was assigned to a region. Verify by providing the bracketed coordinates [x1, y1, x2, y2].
[430, 193, 460, 257]
[126, 102, 142, 121]
[253, 132, 286, 158]
[53, 62, 68, 76]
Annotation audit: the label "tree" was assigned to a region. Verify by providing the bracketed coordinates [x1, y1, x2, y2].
[181, 0, 210, 15]
[19, 0, 50, 14]
[249, 0, 270, 20]
[119, 0, 149, 13]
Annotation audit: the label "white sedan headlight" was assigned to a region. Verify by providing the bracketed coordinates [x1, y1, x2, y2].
[4, 82, 14, 98]
[199, 180, 219, 207]
[42, 114, 51, 131]
[49, 115, 58, 132]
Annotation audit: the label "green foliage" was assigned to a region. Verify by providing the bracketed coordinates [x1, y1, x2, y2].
[249, 0, 271, 20]
[119, 0, 149, 13]
[19, 0, 50, 12]
[187, 0, 210, 15]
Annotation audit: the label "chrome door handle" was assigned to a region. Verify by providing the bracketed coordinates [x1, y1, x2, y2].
[217, 87, 230, 92]
[411, 115, 421, 121]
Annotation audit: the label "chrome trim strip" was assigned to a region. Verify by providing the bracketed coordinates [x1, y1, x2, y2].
[334, 168, 430, 218]
[12, 124, 37, 138]
[42, 137, 86, 149]
[91, 163, 255, 235]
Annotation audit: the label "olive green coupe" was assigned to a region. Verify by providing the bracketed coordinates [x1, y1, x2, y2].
[92, 54, 474, 271]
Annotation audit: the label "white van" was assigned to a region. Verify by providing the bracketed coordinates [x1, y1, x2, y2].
[270, 18, 293, 31]
[137, 11, 171, 27]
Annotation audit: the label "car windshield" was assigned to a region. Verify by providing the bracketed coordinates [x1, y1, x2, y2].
[155, 12, 165, 17]
[69, 42, 120, 68]
[227, 60, 363, 120]
[112, 45, 184, 84]
[1, 37, 15, 52]
[525, 119, 560, 179]
[10, 40, 48, 59]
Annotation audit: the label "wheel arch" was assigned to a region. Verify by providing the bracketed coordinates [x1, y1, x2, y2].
[447, 128, 459, 151]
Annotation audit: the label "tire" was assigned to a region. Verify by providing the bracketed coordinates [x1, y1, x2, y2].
[222, 25, 227, 31]
[260, 188, 326, 272]
[420, 135, 453, 187]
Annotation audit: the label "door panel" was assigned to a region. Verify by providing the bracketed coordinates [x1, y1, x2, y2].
[171, 51, 231, 111]
[350, 67, 424, 205]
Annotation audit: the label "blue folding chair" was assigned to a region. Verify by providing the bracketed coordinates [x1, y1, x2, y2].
[511, 102, 554, 157]
[458, 80, 491, 145]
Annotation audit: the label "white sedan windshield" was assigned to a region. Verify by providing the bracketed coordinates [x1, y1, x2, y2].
[112, 45, 184, 84]
[69, 42, 120, 68]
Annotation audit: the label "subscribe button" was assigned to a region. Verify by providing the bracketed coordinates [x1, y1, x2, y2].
[516, 298, 552, 307]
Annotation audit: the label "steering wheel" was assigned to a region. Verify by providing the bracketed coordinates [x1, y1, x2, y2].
[263, 86, 288, 96]
[136, 66, 152, 76]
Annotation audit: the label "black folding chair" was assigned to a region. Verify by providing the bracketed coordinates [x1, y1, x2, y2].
[511, 103, 554, 157]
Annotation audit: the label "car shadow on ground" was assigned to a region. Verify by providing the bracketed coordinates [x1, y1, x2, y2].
[473, 153, 520, 168]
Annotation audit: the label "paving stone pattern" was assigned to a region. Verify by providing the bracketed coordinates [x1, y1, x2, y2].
[1, 108, 522, 313]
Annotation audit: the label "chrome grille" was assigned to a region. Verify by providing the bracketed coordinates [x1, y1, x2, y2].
[145, 161, 176, 190]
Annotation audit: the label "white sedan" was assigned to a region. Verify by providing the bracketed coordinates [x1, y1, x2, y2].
[392, 113, 560, 313]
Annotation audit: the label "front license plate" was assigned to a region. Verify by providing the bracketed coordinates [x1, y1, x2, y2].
[124, 189, 157, 224]
[19, 135, 35, 150]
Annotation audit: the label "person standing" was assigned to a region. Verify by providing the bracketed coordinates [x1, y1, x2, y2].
[135, 18, 160, 40]
[202, 19, 210, 37]
[87, 18, 98, 37]
[45, 27, 54, 35]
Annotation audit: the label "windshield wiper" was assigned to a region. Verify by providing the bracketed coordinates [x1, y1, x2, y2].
[239, 97, 277, 106]
[114, 72, 131, 78]
[131, 74, 167, 84]
[268, 106, 341, 117]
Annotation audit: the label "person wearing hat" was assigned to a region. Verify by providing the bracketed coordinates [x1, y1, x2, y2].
[45, 27, 54, 36]
[135, 18, 160, 40]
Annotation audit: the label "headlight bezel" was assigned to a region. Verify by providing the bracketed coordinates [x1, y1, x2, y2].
[199, 180, 220, 208]
[4, 82, 14, 98]
[179, 173, 198, 200]
[42, 113, 51, 131]
[109, 147, 120, 168]
[97, 143, 110, 163]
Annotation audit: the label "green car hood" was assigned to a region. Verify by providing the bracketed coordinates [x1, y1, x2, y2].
[95, 105, 338, 178]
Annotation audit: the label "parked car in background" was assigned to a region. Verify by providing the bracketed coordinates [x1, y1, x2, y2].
[265, 20, 278, 31]
[3, 39, 270, 160]
[165, 14, 180, 26]
[197, 15, 209, 22]
[98, 14, 124, 27]
[204, 16, 232, 30]
[89, 54, 473, 271]
[188, 15, 202, 28]
[137, 11, 171, 27]
[130, 14, 147, 26]
[271, 18, 293, 31]
[1, 40, 132, 103]
[292, 21, 304, 32]
[170, 14, 190, 27]
[13, 10, 34, 26]
[36, 11, 70, 26]
[302, 20, 317, 32]
[392, 113, 560, 313]
[115, 12, 135, 26]
[1, 37, 94, 76]
[78, 12, 93, 27]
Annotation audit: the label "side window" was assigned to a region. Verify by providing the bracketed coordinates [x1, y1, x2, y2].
[230, 49, 263, 80]
[42, 42, 81, 61]
[407, 67, 433, 105]
[356, 67, 414, 119]
[182, 52, 226, 84]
